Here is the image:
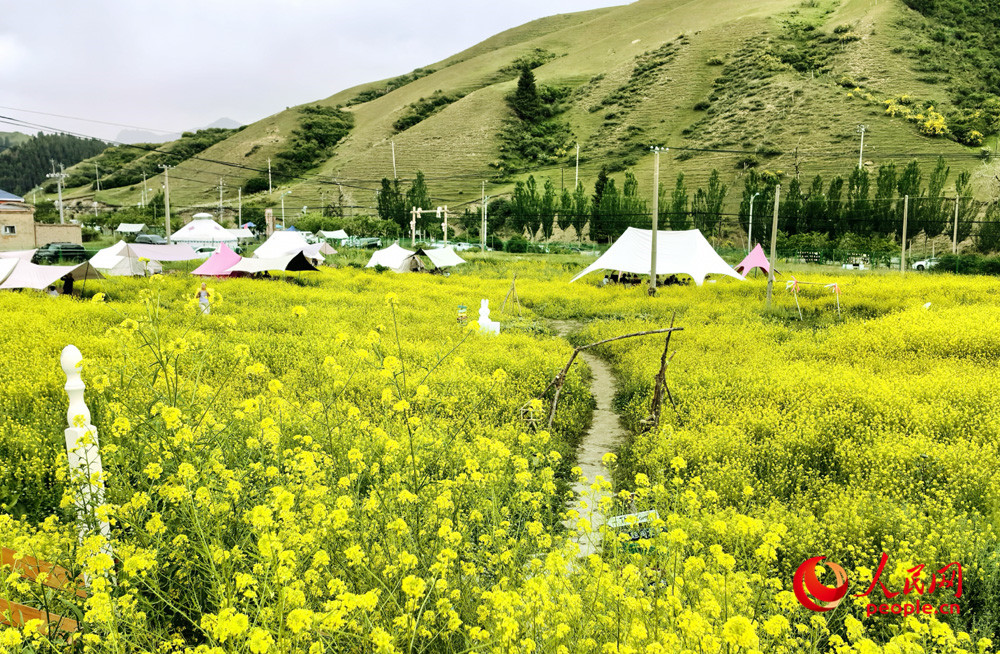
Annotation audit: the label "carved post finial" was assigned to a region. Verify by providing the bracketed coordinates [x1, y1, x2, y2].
[61, 344, 90, 428]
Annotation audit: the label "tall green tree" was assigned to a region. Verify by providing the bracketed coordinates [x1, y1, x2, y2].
[920, 156, 950, 238]
[954, 171, 977, 245]
[778, 177, 803, 235]
[826, 176, 844, 237]
[695, 169, 727, 236]
[872, 163, 898, 237]
[539, 178, 557, 240]
[405, 171, 432, 230]
[590, 168, 610, 241]
[667, 173, 690, 230]
[897, 160, 923, 244]
[975, 202, 1000, 253]
[846, 167, 871, 236]
[376, 178, 407, 231]
[558, 188, 573, 231]
[620, 172, 647, 229]
[592, 178, 620, 243]
[509, 68, 541, 123]
[800, 175, 827, 234]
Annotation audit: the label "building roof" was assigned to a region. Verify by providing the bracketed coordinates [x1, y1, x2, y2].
[0, 189, 24, 203]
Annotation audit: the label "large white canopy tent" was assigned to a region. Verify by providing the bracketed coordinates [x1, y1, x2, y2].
[90, 241, 163, 276]
[0, 260, 103, 290]
[0, 249, 36, 261]
[254, 231, 326, 261]
[416, 246, 467, 269]
[366, 244, 424, 273]
[129, 243, 198, 262]
[571, 228, 744, 286]
[226, 252, 319, 275]
[0, 258, 17, 285]
[171, 215, 238, 249]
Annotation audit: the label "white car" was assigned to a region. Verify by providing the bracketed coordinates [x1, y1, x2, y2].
[911, 258, 939, 271]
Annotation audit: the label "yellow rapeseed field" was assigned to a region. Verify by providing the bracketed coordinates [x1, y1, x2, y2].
[0, 261, 996, 654]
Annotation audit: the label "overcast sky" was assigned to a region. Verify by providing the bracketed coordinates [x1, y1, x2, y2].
[0, 0, 619, 141]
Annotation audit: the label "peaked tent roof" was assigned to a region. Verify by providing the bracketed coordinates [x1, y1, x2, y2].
[0, 260, 103, 290]
[193, 243, 242, 276]
[227, 252, 319, 274]
[318, 242, 337, 256]
[115, 223, 146, 233]
[227, 228, 255, 239]
[89, 241, 162, 276]
[417, 246, 466, 269]
[735, 244, 773, 276]
[254, 231, 325, 260]
[0, 249, 36, 261]
[366, 243, 424, 273]
[171, 218, 238, 245]
[130, 243, 198, 261]
[570, 228, 744, 286]
[319, 229, 348, 240]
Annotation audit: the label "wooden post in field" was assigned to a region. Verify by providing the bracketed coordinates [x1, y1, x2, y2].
[901, 195, 909, 274]
[766, 185, 780, 308]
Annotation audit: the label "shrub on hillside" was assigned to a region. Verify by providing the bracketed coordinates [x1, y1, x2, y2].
[505, 235, 528, 253]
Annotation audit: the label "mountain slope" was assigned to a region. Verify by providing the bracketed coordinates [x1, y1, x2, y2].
[53, 0, 1000, 219]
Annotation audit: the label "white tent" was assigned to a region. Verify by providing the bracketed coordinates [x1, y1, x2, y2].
[318, 229, 349, 241]
[0, 260, 103, 290]
[226, 252, 319, 274]
[115, 223, 146, 234]
[0, 258, 17, 285]
[171, 216, 238, 249]
[417, 246, 466, 269]
[254, 231, 325, 261]
[571, 228, 744, 286]
[89, 241, 163, 276]
[227, 228, 255, 240]
[0, 249, 36, 261]
[129, 243, 198, 261]
[366, 243, 424, 273]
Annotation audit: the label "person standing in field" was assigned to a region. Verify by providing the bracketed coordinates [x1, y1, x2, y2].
[195, 282, 211, 314]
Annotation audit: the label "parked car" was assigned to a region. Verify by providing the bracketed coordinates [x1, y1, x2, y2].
[31, 242, 89, 264]
[135, 234, 168, 245]
[911, 258, 939, 271]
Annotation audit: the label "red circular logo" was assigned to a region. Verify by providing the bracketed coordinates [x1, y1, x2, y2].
[793, 556, 849, 612]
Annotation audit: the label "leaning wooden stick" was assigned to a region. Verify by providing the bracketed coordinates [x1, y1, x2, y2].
[540, 324, 684, 429]
[648, 313, 679, 429]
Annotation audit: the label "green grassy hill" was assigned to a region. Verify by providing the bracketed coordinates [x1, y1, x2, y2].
[51, 0, 1000, 226]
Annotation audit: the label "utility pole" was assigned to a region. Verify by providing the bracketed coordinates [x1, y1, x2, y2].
[747, 191, 761, 255]
[575, 143, 580, 189]
[46, 165, 67, 224]
[238, 187, 243, 224]
[900, 194, 909, 273]
[766, 185, 781, 308]
[481, 181, 487, 249]
[141, 171, 147, 207]
[160, 164, 173, 244]
[267, 158, 273, 194]
[952, 197, 960, 254]
[95, 163, 100, 192]
[649, 146, 664, 296]
[391, 140, 398, 179]
[410, 206, 417, 245]
[218, 178, 225, 222]
[857, 125, 868, 169]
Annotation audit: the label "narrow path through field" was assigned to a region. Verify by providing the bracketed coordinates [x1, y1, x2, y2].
[552, 322, 627, 557]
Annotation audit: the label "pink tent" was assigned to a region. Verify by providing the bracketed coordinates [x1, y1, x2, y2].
[735, 244, 774, 277]
[192, 244, 242, 277]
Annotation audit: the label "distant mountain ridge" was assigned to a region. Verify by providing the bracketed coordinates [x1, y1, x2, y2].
[115, 117, 242, 144]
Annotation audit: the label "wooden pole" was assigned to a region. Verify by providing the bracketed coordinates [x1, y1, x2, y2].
[766, 185, 781, 308]
[649, 148, 661, 296]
